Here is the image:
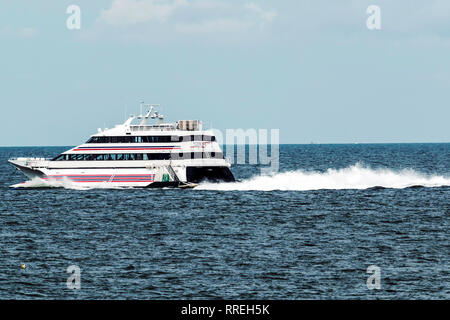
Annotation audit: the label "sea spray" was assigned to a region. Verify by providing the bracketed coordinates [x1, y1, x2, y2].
[9, 164, 450, 191]
[196, 163, 450, 191]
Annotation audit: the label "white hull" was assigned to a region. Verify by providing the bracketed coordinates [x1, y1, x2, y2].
[9, 158, 233, 188]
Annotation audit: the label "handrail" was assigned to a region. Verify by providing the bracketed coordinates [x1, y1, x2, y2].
[130, 125, 177, 132]
[9, 157, 51, 161]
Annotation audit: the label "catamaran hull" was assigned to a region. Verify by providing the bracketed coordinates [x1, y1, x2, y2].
[9, 160, 234, 188]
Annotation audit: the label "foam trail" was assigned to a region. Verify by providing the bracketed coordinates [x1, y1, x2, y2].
[197, 164, 450, 191]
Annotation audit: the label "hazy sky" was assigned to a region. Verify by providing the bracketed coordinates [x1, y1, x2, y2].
[1, 0, 449, 145]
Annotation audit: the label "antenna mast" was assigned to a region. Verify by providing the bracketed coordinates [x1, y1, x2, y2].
[139, 102, 162, 125]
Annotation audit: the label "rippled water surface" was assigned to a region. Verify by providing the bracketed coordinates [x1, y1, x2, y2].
[0, 144, 449, 299]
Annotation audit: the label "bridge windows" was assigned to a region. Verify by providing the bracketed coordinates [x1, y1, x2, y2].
[52, 152, 224, 161]
[86, 135, 216, 143]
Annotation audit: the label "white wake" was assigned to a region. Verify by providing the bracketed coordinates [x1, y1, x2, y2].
[10, 164, 450, 191]
[197, 164, 450, 191]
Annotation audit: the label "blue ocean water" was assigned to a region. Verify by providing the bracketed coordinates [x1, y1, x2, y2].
[0, 144, 448, 299]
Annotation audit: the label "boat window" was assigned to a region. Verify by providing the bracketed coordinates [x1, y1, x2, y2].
[147, 153, 170, 160]
[171, 153, 189, 160]
[86, 137, 98, 143]
[85, 154, 95, 161]
[52, 154, 65, 161]
[178, 135, 215, 142]
[86, 135, 208, 143]
[54, 152, 223, 161]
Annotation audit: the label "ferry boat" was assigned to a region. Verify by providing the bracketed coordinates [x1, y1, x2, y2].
[9, 103, 235, 188]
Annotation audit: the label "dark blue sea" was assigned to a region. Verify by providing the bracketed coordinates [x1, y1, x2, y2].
[0, 144, 449, 299]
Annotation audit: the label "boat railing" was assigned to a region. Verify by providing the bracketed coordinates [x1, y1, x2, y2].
[130, 125, 177, 132]
[9, 157, 51, 161]
[130, 121, 211, 132]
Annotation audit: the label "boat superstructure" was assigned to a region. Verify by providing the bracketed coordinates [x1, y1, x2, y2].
[9, 103, 235, 188]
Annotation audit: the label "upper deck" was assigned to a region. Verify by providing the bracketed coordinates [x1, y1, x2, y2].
[129, 120, 202, 133]
[94, 103, 207, 137]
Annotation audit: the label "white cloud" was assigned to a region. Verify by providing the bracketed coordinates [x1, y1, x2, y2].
[97, 0, 276, 36]
[245, 3, 276, 24]
[175, 18, 252, 34]
[100, 0, 189, 26]
[17, 27, 38, 38]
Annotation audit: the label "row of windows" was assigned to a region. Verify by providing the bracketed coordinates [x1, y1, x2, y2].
[52, 152, 224, 161]
[86, 135, 216, 144]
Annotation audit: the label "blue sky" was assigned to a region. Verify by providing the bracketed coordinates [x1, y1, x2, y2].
[0, 0, 449, 145]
